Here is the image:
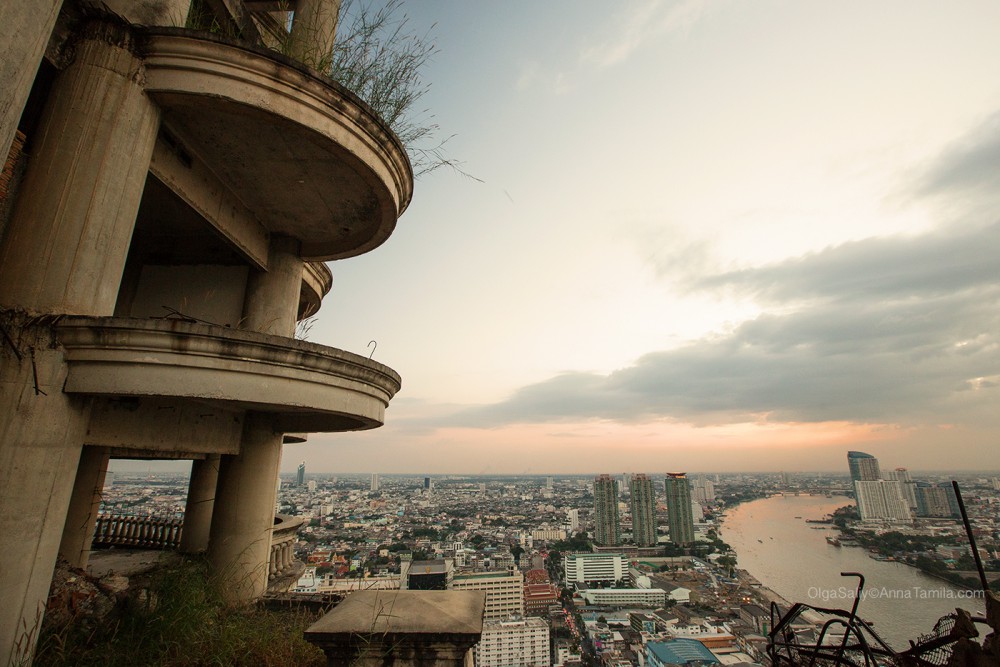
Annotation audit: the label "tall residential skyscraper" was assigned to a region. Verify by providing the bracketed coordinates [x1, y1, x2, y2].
[370, 472, 379, 491]
[855, 480, 912, 522]
[665, 473, 694, 546]
[847, 451, 881, 481]
[593, 474, 621, 546]
[629, 474, 657, 546]
[296, 462, 306, 487]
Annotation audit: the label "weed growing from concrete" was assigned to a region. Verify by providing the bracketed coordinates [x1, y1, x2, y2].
[34, 557, 325, 667]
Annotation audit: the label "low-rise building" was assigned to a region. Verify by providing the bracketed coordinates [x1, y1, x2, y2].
[564, 552, 627, 585]
[579, 587, 667, 607]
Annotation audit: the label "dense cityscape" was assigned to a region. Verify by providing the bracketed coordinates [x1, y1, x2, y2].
[97, 453, 1000, 666]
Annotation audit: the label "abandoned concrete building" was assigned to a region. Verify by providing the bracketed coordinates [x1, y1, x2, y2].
[0, 1, 426, 663]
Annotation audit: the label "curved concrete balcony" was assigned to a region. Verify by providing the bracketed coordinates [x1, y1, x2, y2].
[138, 28, 413, 261]
[299, 261, 333, 320]
[56, 317, 401, 433]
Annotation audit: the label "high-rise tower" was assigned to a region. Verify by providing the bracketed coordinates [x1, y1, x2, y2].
[629, 474, 657, 546]
[847, 451, 881, 481]
[593, 474, 620, 546]
[664, 473, 694, 546]
[296, 462, 306, 487]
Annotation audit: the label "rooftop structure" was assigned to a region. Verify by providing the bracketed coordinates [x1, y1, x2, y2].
[305, 590, 486, 667]
[647, 638, 720, 666]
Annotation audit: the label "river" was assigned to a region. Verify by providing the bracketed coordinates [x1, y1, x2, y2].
[721, 494, 985, 648]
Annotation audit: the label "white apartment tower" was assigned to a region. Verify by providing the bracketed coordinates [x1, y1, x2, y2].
[451, 570, 525, 620]
[474, 617, 550, 667]
[855, 480, 912, 522]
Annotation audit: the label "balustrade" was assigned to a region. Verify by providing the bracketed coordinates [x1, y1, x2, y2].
[269, 515, 306, 581]
[91, 513, 304, 577]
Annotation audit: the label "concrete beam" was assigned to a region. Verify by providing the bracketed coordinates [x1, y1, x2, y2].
[86, 397, 244, 455]
[149, 135, 270, 270]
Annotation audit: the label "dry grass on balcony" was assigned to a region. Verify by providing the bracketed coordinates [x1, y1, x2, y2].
[35, 557, 326, 667]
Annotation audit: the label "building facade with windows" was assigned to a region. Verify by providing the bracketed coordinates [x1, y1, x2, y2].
[451, 569, 525, 620]
[593, 474, 621, 546]
[474, 617, 550, 667]
[629, 473, 657, 547]
[665, 473, 695, 545]
[564, 552, 626, 585]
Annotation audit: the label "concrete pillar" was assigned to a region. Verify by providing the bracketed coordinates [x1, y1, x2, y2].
[0, 20, 159, 665]
[57, 446, 110, 569]
[208, 236, 304, 601]
[180, 454, 220, 554]
[241, 236, 304, 336]
[288, 0, 342, 69]
[0, 319, 92, 667]
[0, 20, 161, 315]
[0, 1, 62, 164]
[208, 414, 283, 604]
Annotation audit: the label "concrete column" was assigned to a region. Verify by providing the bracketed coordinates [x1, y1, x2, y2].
[0, 20, 161, 315]
[0, 21, 159, 665]
[0, 319, 92, 667]
[180, 454, 220, 554]
[0, 1, 62, 164]
[288, 0, 342, 69]
[208, 414, 283, 604]
[57, 446, 110, 569]
[241, 236, 303, 337]
[208, 237, 302, 601]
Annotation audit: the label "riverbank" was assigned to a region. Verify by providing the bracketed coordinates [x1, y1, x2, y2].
[722, 494, 982, 647]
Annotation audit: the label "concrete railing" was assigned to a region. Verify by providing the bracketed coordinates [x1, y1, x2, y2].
[270, 514, 307, 581]
[93, 514, 184, 550]
[93, 513, 306, 579]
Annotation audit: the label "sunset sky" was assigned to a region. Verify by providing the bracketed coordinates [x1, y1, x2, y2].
[119, 1, 1000, 476]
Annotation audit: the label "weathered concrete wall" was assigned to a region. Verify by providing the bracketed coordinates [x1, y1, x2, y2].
[0, 1, 62, 174]
[127, 264, 249, 326]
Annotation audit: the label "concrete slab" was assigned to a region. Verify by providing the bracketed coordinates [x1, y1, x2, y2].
[87, 549, 175, 579]
[306, 590, 486, 636]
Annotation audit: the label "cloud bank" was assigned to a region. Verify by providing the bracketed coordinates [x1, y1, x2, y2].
[440, 112, 1000, 432]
